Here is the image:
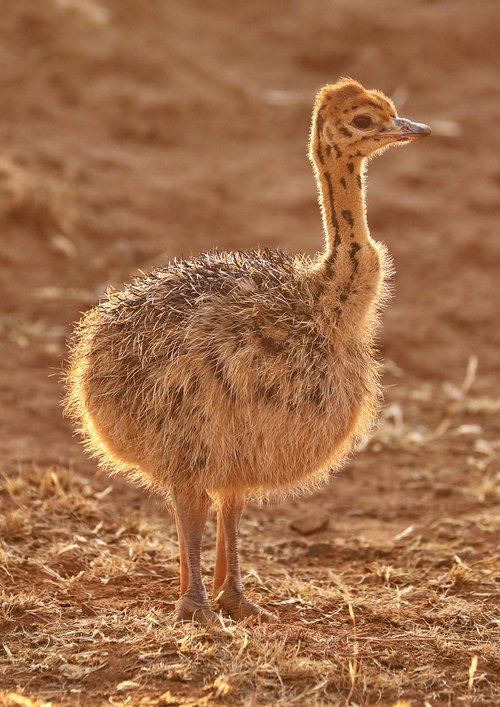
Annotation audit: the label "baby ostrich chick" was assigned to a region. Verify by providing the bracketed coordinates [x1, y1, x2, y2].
[65, 78, 430, 624]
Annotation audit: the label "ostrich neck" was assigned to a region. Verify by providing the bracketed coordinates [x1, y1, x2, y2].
[316, 153, 368, 268]
[309, 141, 383, 334]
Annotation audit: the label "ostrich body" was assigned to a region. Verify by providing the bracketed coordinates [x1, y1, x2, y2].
[65, 79, 430, 623]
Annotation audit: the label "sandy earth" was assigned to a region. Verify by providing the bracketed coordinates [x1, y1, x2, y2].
[0, 1, 499, 704]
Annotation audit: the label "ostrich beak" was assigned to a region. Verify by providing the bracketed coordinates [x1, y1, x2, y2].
[384, 117, 432, 142]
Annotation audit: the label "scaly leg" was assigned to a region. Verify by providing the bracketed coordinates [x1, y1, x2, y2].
[175, 515, 189, 595]
[172, 490, 218, 624]
[213, 495, 275, 622]
[212, 511, 226, 597]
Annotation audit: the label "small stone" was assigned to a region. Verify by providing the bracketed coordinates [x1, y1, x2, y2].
[290, 511, 329, 536]
[307, 541, 334, 558]
[433, 484, 454, 497]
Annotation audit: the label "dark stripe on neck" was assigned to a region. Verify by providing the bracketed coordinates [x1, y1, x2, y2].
[323, 170, 341, 270]
[349, 241, 361, 282]
[316, 112, 325, 165]
[342, 210, 354, 227]
[336, 241, 362, 306]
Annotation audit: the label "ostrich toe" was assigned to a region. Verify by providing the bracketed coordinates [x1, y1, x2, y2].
[173, 595, 220, 625]
[216, 587, 276, 623]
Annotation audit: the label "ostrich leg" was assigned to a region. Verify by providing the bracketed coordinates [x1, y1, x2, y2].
[175, 515, 188, 595]
[212, 511, 227, 597]
[213, 495, 275, 622]
[172, 490, 219, 624]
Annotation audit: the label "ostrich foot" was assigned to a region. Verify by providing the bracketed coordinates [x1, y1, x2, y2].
[216, 589, 276, 623]
[173, 595, 219, 625]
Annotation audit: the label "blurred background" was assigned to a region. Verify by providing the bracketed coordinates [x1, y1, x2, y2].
[0, 0, 499, 469]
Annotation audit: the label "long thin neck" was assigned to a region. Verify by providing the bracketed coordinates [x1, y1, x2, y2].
[308, 118, 384, 336]
[315, 152, 369, 272]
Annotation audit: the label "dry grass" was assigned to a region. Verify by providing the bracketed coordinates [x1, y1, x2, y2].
[1, 372, 499, 705]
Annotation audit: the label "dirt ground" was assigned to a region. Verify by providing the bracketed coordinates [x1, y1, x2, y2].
[0, 1, 499, 705]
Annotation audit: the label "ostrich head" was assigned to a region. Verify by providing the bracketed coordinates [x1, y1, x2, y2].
[310, 77, 431, 162]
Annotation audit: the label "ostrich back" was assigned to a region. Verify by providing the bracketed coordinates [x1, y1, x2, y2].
[65, 249, 381, 500]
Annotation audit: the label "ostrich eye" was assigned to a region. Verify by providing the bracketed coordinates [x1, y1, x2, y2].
[352, 114, 374, 130]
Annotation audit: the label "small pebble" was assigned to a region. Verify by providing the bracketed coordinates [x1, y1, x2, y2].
[290, 511, 329, 536]
[307, 541, 334, 558]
